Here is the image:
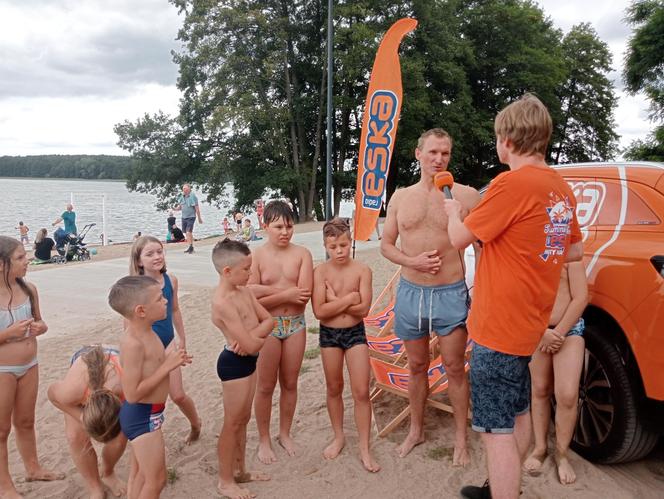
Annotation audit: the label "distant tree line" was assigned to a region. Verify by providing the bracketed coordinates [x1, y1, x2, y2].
[115, 0, 619, 221]
[0, 155, 132, 180]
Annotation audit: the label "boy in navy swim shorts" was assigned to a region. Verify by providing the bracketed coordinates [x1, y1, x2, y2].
[109, 275, 192, 498]
[312, 218, 380, 472]
[211, 239, 274, 498]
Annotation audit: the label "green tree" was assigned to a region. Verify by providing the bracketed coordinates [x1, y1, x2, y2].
[624, 0, 664, 161]
[550, 23, 619, 163]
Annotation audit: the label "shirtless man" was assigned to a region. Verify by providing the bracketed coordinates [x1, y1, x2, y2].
[381, 128, 480, 465]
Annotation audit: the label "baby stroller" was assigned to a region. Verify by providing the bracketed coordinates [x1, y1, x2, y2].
[53, 223, 95, 263]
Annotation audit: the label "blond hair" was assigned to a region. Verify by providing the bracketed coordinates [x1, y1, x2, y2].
[211, 238, 250, 273]
[417, 128, 453, 150]
[322, 217, 351, 241]
[494, 93, 552, 157]
[81, 346, 122, 443]
[129, 235, 166, 275]
[108, 275, 159, 318]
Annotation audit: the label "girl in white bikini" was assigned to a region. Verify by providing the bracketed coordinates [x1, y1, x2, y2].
[0, 236, 63, 499]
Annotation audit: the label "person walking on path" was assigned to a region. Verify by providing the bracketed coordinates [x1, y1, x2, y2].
[174, 184, 203, 254]
[52, 204, 77, 235]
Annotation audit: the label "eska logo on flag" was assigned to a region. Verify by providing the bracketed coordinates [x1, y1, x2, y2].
[361, 90, 398, 210]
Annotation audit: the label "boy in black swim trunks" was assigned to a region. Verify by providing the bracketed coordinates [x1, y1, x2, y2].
[211, 239, 274, 498]
[311, 218, 380, 472]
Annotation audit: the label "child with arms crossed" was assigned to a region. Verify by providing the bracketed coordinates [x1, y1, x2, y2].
[211, 239, 273, 499]
[312, 219, 379, 472]
[48, 345, 127, 499]
[109, 276, 191, 499]
[248, 201, 313, 463]
[0, 236, 63, 499]
[129, 236, 201, 443]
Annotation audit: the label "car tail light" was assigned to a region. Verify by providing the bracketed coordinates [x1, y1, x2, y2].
[651, 256, 664, 277]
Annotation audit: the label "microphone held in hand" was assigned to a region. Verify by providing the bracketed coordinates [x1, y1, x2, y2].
[433, 171, 454, 199]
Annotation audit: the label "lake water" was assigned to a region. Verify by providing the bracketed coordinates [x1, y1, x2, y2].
[1, 178, 354, 244]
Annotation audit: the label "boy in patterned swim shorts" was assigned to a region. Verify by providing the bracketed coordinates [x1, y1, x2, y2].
[312, 218, 380, 473]
[109, 275, 192, 498]
[444, 94, 584, 499]
[248, 201, 314, 463]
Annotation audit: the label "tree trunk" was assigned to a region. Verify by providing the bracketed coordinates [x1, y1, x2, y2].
[309, 57, 326, 221]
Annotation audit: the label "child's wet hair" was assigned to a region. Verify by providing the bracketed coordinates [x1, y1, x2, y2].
[129, 235, 166, 275]
[263, 200, 294, 226]
[212, 238, 250, 273]
[108, 275, 160, 318]
[322, 217, 351, 241]
[81, 346, 122, 442]
[0, 236, 36, 319]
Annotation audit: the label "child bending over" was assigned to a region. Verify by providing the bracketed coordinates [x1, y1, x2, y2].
[48, 345, 127, 498]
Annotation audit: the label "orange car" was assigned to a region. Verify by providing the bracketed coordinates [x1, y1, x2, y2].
[553, 162, 664, 463]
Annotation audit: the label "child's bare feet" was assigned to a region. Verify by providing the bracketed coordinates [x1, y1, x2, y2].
[556, 454, 576, 484]
[256, 439, 277, 464]
[89, 487, 105, 499]
[359, 448, 381, 473]
[397, 431, 424, 458]
[0, 486, 23, 499]
[452, 445, 470, 467]
[25, 467, 64, 482]
[322, 436, 345, 460]
[101, 472, 127, 497]
[276, 433, 296, 457]
[234, 471, 270, 484]
[217, 480, 255, 499]
[186, 419, 202, 444]
[523, 449, 547, 475]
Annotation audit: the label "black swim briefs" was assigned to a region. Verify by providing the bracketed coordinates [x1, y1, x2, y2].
[319, 321, 367, 350]
[216, 348, 258, 382]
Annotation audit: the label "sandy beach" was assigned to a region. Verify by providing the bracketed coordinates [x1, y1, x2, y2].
[7, 223, 662, 498]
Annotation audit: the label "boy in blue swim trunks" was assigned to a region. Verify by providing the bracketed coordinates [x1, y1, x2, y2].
[312, 218, 380, 473]
[248, 201, 313, 463]
[109, 275, 192, 499]
[211, 239, 273, 498]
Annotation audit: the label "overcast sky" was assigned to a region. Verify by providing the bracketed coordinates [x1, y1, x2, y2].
[0, 0, 653, 157]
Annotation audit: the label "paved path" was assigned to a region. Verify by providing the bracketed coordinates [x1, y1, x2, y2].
[29, 232, 381, 338]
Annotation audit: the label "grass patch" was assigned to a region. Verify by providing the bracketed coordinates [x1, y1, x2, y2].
[167, 467, 179, 485]
[303, 347, 320, 360]
[300, 364, 311, 374]
[307, 326, 319, 335]
[426, 446, 453, 461]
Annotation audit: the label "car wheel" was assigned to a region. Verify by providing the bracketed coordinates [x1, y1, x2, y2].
[571, 324, 659, 463]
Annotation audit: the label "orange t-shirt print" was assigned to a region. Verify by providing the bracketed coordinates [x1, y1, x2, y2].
[464, 165, 582, 356]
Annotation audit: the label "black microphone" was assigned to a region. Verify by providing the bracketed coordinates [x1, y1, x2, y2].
[433, 171, 454, 199]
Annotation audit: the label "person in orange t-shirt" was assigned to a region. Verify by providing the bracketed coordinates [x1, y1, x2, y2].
[444, 94, 583, 499]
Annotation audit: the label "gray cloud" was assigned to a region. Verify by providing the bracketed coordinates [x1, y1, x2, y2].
[0, 0, 181, 100]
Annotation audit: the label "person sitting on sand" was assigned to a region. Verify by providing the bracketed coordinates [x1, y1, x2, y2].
[524, 261, 588, 485]
[312, 218, 380, 473]
[48, 345, 127, 499]
[33, 229, 55, 263]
